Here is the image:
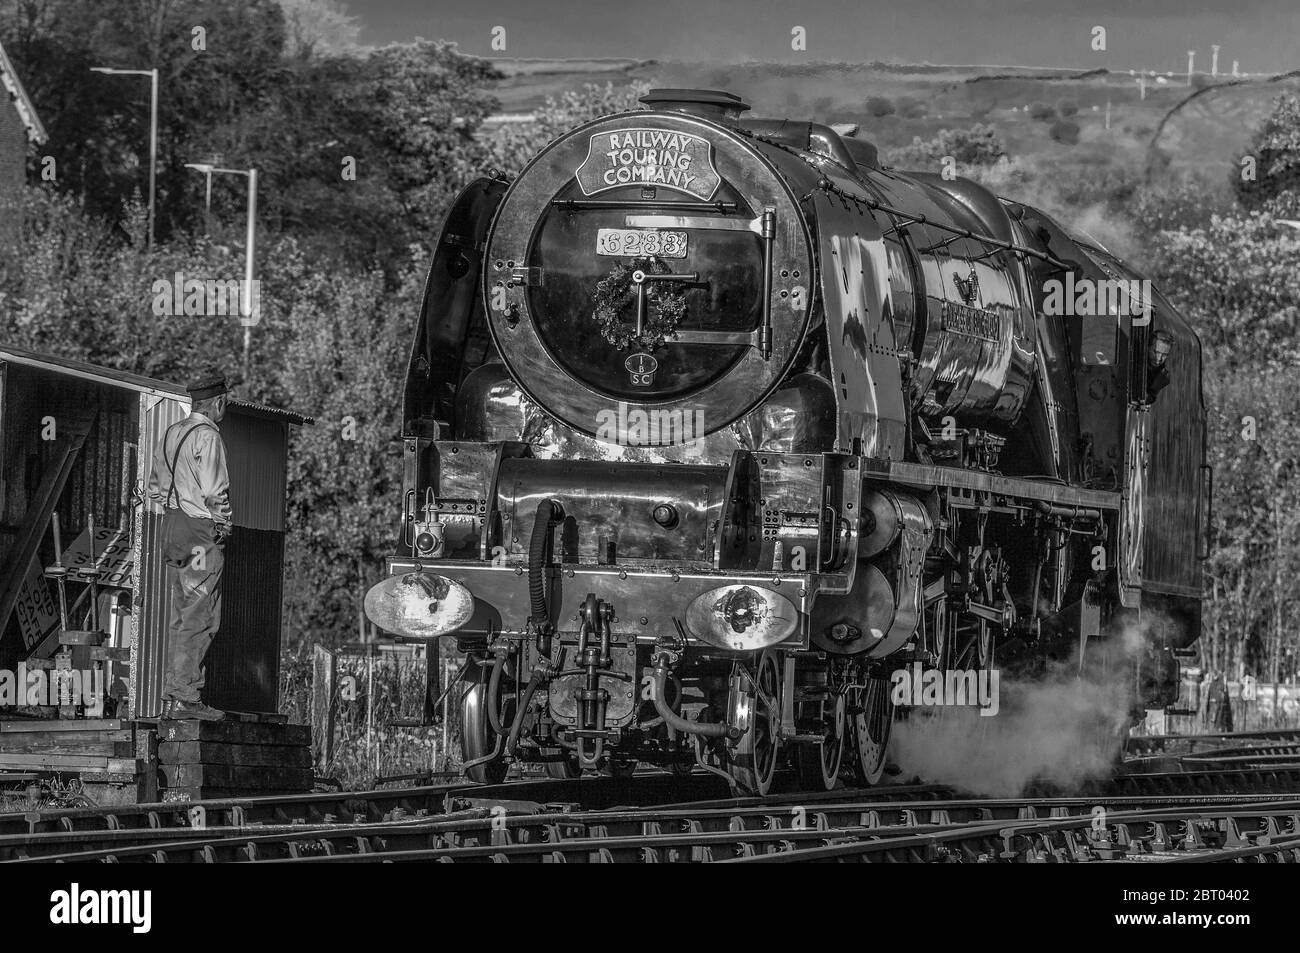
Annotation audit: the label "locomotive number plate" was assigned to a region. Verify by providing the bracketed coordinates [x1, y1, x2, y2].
[596, 228, 688, 258]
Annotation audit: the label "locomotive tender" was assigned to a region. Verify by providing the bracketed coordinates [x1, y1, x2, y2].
[365, 89, 1209, 794]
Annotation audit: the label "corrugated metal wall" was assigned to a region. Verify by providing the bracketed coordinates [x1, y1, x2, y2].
[130, 395, 188, 718]
[221, 412, 288, 532]
[204, 528, 284, 713]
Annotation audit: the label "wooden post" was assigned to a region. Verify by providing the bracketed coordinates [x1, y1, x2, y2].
[311, 643, 336, 773]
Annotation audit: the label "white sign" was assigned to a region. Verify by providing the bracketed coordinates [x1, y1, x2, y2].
[15, 555, 59, 650]
[61, 526, 135, 589]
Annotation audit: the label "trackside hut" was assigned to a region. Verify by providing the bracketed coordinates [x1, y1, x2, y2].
[0, 347, 310, 718]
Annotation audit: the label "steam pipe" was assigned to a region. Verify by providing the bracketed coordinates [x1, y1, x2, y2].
[1034, 500, 1102, 521]
[528, 499, 565, 656]
[650, 653, 736, 740]
[505, 667, 545, 757]
[486, 650, 506, 735]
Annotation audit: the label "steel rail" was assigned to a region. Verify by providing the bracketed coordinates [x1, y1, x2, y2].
[1151, 834, 1300, 864]
[721, 802, 1300, 864]
[1125, 730, 1300, 756]
[0, 772, 730, 838]
[247, 802, 1300, 864]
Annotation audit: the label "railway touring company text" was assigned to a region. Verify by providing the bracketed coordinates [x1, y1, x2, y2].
[576, 128, 721, 200]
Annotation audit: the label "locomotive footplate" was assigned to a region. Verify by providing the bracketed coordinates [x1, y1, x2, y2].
[382, 558, 815, 650]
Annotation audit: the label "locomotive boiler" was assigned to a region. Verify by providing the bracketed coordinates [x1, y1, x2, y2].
[365, 89, 1209, 794]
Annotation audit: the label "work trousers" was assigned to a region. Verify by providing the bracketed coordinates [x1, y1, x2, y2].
[161, 509, 225, 704]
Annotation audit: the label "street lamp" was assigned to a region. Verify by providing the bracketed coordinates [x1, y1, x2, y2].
[183, 163, 259, 378]
[91, 67, 159, 249]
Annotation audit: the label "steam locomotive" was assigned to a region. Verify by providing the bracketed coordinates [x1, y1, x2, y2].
[365, 89, 1209, 794]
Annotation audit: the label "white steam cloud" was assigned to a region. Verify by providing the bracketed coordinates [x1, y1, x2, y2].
[889, 618, 1154, 797]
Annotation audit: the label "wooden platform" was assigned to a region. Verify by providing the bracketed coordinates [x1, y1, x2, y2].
[0, 714, 313, 805]
[0, 718, 157, 803]
[156, 717, 313, 802]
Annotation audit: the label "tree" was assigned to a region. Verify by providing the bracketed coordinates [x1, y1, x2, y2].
[2, 0, 290, 239]
[276, 0, 360, 59]
[4, 5, 502, 265]
[487, 81, 649, 176]
[1235, 93, 1300, 216]
[230, 40, 500, 265]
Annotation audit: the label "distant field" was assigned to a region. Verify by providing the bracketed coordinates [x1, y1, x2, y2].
[484, 58, 1300, 201]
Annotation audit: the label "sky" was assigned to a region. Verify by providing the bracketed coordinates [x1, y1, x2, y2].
[350, 0, 1300, 74]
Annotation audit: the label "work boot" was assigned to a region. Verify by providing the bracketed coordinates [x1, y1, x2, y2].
[172, 700, 224, 721]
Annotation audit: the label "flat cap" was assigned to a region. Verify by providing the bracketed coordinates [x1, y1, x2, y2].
[187, 375, 230, 401]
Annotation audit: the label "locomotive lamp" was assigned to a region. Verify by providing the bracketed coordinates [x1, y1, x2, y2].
[685, 583, 799, 651]
[363, 571, 474, 639]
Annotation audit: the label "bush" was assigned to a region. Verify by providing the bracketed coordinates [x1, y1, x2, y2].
[1049, 120, 1080, 145]
[898, 98, 928, 119]
[890, 123, 1009, 168]
[865, 96, 895, 117]
[1058, 98, 1079, 117]
[1029, 102, 1056, 121]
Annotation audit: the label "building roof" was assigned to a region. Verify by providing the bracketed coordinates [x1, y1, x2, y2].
[0, 39, 47, 145]
[0, 346, 313, 425]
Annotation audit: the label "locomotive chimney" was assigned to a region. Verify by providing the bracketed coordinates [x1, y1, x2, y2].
[639, 88, 751, 124]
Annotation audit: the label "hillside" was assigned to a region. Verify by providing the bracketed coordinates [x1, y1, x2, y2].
[486, 58, 1300, 200]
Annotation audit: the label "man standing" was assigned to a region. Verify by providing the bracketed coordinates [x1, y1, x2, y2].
[147, 375, 233, 721]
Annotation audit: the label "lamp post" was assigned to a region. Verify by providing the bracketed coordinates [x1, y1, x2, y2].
[91, 67, 158, 249]
[182, 163, 259, 378]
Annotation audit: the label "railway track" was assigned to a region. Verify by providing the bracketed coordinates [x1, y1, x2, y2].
[0, 773, 963, 854]
[8, 770, 1300, 863]
[7, 792, 1299, 864]
[7, 735, 1300, 864]
[16, 795, 1295, 864]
